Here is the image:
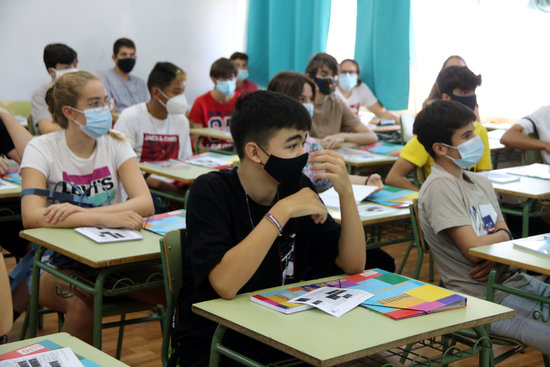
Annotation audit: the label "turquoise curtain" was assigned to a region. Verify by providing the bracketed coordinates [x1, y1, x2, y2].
[354, 0, 410, 110]
[246, 0, 332, 88]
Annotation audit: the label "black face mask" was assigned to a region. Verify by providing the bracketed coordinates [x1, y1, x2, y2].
[450, 94, 477, 112]
[117, 58, 136, 73]
[314, 77, 336, 95]
[259, 145, 308, 186]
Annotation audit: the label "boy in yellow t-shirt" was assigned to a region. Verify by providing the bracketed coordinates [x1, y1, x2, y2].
[386, 66, 491, 191]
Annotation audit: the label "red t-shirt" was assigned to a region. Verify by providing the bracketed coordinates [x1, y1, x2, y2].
[189, 91, 239, 149]
[236, 79, 259, 95]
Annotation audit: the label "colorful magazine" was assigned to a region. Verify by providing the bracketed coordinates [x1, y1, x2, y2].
[0, 339, 99, 366]
[367, 186, 418, 208]
[361, 142, 404, 157]
[186, 152, 238, 169]
[144, 159, 190, 170]
[143, 209, 186, 236]
[2, 169, 21, 185]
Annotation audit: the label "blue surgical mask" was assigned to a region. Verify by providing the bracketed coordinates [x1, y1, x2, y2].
[443, 135, 484, 169]
[71, 106, 112, 138]
[216, 80, 237, 96]
[237, 69, 249, 82]
[338, 73, 358, 91]
[302, 103, 314, 117]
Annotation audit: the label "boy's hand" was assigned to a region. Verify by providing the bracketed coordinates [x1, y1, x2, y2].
[321, 133, 345, 149]
[469, 260, 495, 282]
[366, 173, 384, 192]
[277, 187, 327, 224]
[309, 150, 352, 196]
[0, 157, 9, 176]
[100, 210, 144, 230]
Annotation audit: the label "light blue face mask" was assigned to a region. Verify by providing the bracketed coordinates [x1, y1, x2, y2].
[237, 69, 249, 82]
[216, 80, 237, 96]
[302, 103, 314, 117]
[71, 106, 112, 138]
[443, 135, 484, 169]
[338, 73, 358, 91]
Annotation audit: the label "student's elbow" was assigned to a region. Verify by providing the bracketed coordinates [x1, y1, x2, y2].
[384, 169, 400, 188]
[337, 257, 365, 275]
[367, 132, 378, 144]
[22, 211, 43, 229]
[210, 279, 237, 300]
[500, 129, 521, 147]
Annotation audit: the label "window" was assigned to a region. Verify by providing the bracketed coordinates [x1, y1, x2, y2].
[326, 0, 357, 63]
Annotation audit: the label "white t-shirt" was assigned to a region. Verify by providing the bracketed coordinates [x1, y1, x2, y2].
[334, 83, 378, 115]
[20, 131, 136, 206]
[516, 105, 550, 164]
[30, 83, 51, 135]
[114, 102, 192, 162]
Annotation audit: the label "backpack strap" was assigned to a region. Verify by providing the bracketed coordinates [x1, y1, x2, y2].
[522, 116, 539, 138]
[20, 188, 95, 208]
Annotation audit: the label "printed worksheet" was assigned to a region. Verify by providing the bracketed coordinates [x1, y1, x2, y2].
[0, 347, 83, 367]
[289, 287, 373, 317]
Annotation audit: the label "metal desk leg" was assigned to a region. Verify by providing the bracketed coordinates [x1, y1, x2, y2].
[28, 246, 46, 338]
[474, 325, 494, 367]
[485, 263, 502, 303]
[92, 269, 108, 349]
[522, 200, 532, 238]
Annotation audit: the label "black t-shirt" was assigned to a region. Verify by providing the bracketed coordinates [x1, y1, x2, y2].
[0, 119, 15, 156]
[175, 168, 342, 366]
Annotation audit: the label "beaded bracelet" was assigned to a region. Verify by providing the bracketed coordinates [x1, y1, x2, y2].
[493, 227, 513, 240]
[264, 212, 283, 236]
[364, 174, 372, 185]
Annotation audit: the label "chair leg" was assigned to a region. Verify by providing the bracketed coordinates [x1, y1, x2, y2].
[429, 251, 435, 283]
[19, 310, 29, 340]
[116, 313, 126, 360]
[543, 353, 549, 367]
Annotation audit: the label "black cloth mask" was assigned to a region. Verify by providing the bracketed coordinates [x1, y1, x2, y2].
[314, 77, 336, 95]
[259, 145, 308, 186]
[450, 94, 477, 112]
[117, 58, 136, 73]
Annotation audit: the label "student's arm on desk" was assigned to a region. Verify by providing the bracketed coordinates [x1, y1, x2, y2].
[367, 102, 399, 123]
[446, 222, 511, 281]
[321, 124, 378, 149]
[37, 119, 62, 134]
[208, 188, 328, 300]
[385, 157, 419, 191]
[310, 150, 366, 273]
[21, 159, 153, 229]
[500, 124, 550, 153]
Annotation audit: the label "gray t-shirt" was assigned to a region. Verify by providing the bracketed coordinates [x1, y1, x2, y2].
[99, 68, 149, 113]
[418, 163, 529, 303]
[30, 83, 51, 135]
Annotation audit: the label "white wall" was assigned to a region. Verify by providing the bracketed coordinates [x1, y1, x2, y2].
[0, 0, 248, 105]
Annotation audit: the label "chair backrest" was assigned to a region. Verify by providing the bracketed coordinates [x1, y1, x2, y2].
[410, 198, 428, 253]
[522, 131, 543, 165]
[399, 113, 416, 143]
[160, 229, 184, 299]
[0, 101, 34, 135]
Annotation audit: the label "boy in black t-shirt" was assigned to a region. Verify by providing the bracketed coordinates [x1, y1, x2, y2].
[174, 91, 366, 366]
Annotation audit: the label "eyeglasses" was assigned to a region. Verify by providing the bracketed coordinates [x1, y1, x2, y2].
[85, 97, 113, 109]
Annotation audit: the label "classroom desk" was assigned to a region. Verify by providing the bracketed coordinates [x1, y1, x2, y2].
[20, 228, 164, 349]
[486, 167, 550, 237]
[193, 276, 514, 367]
[189, 127, 235, 154]
[469, 235, 550, 327]
[140, 161, 214, 183]
[0, 179, 21, 199]
[0, 332, 129, 366]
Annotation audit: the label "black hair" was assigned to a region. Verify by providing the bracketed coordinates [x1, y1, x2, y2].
[210, 58, 238, 80]
[113, 38, 136, 55]
[413, 100, 477, 158]
[147, 62, 187, 92]
[436, 66, 482, 96]
[305, 53, 338, 79]
[267, 71, 316, 101]
[230, 52, 248, 62]
[339, 59, 363, 86]
[43, 43, 77, 70]
[230, 91, 312, 158]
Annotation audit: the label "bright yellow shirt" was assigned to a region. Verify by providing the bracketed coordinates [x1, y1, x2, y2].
[400, 121, 492, 179]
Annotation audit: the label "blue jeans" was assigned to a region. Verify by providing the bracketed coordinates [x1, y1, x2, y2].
[490, 275, 550, 355]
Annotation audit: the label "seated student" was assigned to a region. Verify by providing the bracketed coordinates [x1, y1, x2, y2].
[500, 106, 550, 164]
[335, 59, 399, 122]
[31, 43, 78, 135]
[114, 62, 192, 193]
[99, 38, 150, 113]
[423, 55, 466, 107]
[0, 252, 13, 336]
[188, 58, 239, 150]
[416, 99, 550, 356]
[305, 53, 378, 149]
[385, 66, 491, 191]
[20, 71, 157, 343]
[230, 52, 259, 95]
[174, 91, 366, 366]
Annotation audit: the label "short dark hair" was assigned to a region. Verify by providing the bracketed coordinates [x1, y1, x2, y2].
[339, 59, 363, 86]
[267, 71, 316, 101]
[147, 62, 187, 92]
[113, 38, 136, 55]
[436, 66, 482, 96]
[43, 43, 77, 70]
[414, 100, 477, 158]
[305, 53, 338, 79]
[230, 52, 248, 62]
[230, 91, 312, 158]
[210, 58, 238, 80]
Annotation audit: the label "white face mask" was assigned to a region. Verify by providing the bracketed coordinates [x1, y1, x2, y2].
[53, 68, 79, 79]
[158, 90, 188, 114]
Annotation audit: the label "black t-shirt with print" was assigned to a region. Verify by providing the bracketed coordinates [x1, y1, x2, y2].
[0, 118, 15, 156]
[174, 168, 342, 366]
